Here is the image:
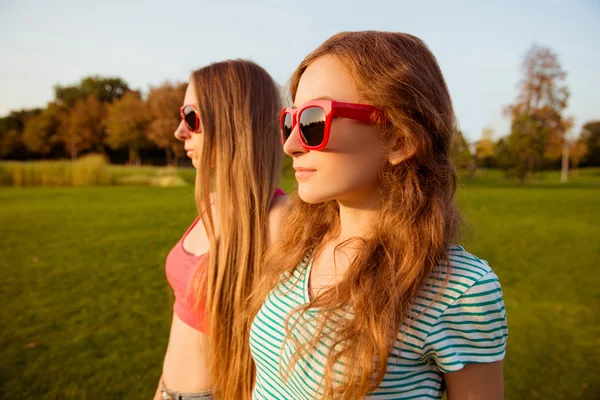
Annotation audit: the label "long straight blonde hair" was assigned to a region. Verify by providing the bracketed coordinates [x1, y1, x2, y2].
[190, 59, 282, 400]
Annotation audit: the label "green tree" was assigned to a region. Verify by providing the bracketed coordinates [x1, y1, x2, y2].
[0, 109, 42, 159]
[0, 129, 23, 158]
[58, 96, 107, 160]
[503, 45, 570, 183]
[580, 121, 600, 166]
[451, 129, 472, 171]
[54, 76, 129, 108]
[476, 128, 496, 168]
[495, 137, 512, 171]
[22, 103, 66, 156]
[569, 138, 588, 172]
[146, 82, 187, 165]
[105, 91, 150, 165]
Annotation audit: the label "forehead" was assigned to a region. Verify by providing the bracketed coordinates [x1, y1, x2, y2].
[294, 55, 362, 107]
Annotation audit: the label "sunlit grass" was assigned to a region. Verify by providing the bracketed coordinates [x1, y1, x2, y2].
[0, 170, 598, 399]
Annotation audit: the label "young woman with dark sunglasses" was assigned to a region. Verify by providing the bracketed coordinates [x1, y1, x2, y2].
[154, 60, 287, 400]
[249, 31, 508, 399]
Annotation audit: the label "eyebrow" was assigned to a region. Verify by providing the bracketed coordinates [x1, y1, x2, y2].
[292, 96, 337, 108]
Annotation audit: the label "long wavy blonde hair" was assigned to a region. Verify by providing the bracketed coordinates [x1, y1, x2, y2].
[190, 59, 282, 400]
[251, 31, 461, 398]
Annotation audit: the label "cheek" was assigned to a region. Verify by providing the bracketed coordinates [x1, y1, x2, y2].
[322, 154, 383, 185]
[325, 124, 386, 178]
[191, 135, 203, 153]
[297, 153, 384, 203]
[297, 124, 387, 201]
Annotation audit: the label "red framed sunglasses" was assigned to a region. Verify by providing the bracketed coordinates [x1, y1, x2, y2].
[180, 104, 201, 133]
[280, 99, 381, 150]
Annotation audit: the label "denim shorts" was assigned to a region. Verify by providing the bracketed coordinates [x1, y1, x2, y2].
[160, 382, 213, 400]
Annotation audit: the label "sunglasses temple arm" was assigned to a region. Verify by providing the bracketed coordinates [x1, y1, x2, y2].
[335, 106, 378, 124]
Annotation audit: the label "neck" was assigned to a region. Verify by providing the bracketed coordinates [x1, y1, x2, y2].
[333, 190, 382, 243]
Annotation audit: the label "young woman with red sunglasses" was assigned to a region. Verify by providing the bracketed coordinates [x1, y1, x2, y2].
[154, 60, 286, 400]
[249, 31, 508, 399]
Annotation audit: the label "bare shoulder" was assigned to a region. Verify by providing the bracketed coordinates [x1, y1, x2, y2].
[266, 194, 288, 248]
[268, 193, 288, 220]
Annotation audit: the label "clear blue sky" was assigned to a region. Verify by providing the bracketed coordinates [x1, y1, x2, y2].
[1, 0, 598, 141]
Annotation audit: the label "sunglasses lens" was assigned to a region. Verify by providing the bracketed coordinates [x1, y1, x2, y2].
[282, 113, 293, 141]
[183, 105, 198, 132]
[299, 106, 326, 147]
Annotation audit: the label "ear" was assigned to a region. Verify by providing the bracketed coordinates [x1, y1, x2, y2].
[388, 138, 417, 165]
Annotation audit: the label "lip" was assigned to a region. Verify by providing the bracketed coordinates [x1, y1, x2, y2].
[294, 166, 316, 180]
[185, 149, 194, 157]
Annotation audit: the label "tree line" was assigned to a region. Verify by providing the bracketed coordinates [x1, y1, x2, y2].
[0, 77, 187, 165]
[1, 45, 599, 182]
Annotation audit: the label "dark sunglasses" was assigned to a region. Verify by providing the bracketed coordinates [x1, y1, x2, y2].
[280, 99, 381, 150]
[180, 104, 201, 133]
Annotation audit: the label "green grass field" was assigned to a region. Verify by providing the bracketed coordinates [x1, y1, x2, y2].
[1, 170, 599, 399]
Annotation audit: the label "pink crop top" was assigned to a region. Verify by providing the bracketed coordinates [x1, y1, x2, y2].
[165, 188, 286, 332]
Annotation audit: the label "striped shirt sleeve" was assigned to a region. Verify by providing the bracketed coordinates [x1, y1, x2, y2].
[422, 271, 508, 373]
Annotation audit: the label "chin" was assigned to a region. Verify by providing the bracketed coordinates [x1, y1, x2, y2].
[297, 185, 335, 204]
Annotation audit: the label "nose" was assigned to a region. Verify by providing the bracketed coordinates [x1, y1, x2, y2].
[283, 121, 309, 157]
[174, 120, 190, 141]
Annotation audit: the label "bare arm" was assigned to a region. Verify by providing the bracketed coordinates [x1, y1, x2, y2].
[444, 360, 504, 400]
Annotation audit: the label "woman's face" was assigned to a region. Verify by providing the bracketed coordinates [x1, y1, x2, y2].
[174, 82, 203, 169]
[284, 55, 388, 207]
